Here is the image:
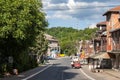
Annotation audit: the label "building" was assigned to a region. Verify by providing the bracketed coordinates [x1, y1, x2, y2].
[91, 6, 120, 69]
[96, 21, 107, 52]
[89, 21, 112, 69]
[44, 34, 60, 58]
[103, 6, 120, 69]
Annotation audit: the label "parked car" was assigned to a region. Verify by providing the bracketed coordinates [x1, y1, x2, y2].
[80, 59, 88, 65]
[100, 59, 112, 69]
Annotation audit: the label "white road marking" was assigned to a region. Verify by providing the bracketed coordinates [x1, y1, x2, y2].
[80, 68, 96, 80]
[22, 65, 52, 80]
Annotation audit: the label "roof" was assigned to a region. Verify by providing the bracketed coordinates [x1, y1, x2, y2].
[90, 52, 110, 59]
[101, 31, 107, 36]
[109, 28, 120, 33]
[103, 6, 120, 15]
[96, 21, 107, 27]
[44, 33, 58, 42]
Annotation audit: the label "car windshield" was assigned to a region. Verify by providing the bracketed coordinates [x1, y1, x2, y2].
[71, 56, 79, 61]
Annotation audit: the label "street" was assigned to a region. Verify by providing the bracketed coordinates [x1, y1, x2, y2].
[1, 1, 120, 80]
[1, 57, 120, 80]
[23, 57, 91, 80]
[25, 57, 85, 80]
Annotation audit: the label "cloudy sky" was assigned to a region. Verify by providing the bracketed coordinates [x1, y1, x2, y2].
[42, 0, 120, 29]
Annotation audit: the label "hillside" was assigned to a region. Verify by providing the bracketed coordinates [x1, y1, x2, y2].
[46, 27, 98, 55]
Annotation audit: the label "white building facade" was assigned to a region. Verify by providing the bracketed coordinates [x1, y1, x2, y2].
[44, 34, 60, 58]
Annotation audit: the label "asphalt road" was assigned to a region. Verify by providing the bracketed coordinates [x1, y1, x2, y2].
[2, 57, 119, 80]
[23, 57, 92, 80]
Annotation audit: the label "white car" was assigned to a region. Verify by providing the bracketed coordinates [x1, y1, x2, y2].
[71, 56, 80, 62]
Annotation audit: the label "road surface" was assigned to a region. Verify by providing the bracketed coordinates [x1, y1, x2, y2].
[1, 57, 119, 80]
[23, 57, 95, 80]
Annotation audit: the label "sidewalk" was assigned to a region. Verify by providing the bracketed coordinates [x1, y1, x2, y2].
[82, 65, 120, 80]
[103, 69, 120, 79]
[0, 60, 54, 80]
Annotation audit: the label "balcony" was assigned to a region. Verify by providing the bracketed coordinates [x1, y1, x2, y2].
[101, 45, 107, 52]
[112, 43, 120, 51]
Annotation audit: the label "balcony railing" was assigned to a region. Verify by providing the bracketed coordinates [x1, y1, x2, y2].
[113, 43, 120, 51]
[101, 45, 107, 52]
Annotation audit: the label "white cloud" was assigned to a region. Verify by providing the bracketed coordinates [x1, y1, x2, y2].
[46, 11, 74, 20]
[88, 24, 97, 29]
[42, 0, 120, 28]
[42, 0, 110, 20]
[67, 0, 76, 9]
[42, 0, 68, 10]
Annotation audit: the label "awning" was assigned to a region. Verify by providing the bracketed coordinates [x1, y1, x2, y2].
[90, 52, 110, 59]
[109, 28, 120, 33]
[102, 31, 107, 35]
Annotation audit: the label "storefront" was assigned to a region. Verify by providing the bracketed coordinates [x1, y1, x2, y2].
[90, 52, 112, 69]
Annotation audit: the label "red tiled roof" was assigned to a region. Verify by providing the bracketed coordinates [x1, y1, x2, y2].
[96, 21, 107, 27]
[44, 33, 58, 42]
[103, 6, 120, 15]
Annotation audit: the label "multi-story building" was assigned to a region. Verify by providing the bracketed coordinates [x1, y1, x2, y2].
[92, 6, 120, 69]
[89, 21, 112, 69]
[44, 34, 60, 58]
[96, 21, 107, 52]
[91, 21, 107, 56]
[86, 6, 120, 70]
[103, 6, 120, 69]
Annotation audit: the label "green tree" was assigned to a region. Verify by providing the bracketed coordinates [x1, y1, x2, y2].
[0, 0, 48, 72]
[46, 27, 97, 56]
[29, 32, 48, 64]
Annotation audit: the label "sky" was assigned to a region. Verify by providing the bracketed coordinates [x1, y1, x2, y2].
[42, 0, 120, 29]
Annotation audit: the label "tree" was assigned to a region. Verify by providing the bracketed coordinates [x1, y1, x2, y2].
[46, 27, 97, 56]
[0, 0, 48, 72]
[29, 32, 48, 64]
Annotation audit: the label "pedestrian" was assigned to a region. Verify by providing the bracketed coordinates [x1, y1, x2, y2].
[12, 62, 18, 75]
[89, 62, 93, 71]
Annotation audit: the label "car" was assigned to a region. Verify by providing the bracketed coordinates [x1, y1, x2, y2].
[71, 56, 80, 62]
[71, 61, 81, 68]
[70, 56, 81, 68]
[80, 59, 88, 65]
